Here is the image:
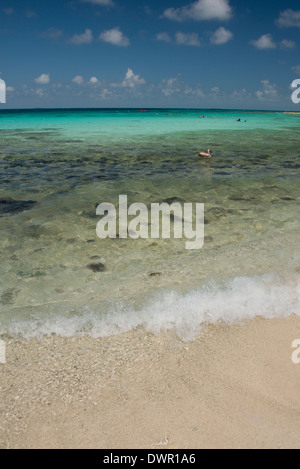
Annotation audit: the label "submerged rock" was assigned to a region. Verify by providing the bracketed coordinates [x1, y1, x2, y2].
[205, 207, 235, 224]
[0, 198, 37, 215]
[87, 262, 106, 273]
[1, 288, 19, 305]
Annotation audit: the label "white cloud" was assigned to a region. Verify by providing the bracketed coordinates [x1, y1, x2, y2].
[184, 86, 205, 97]
[99, 27, 130, 46]
[210, 26, 233, 45]
[292, 65, 300, 76]
[277, 9, 300, 28]
[209, 86, 226, 100]
[72, 75, 85, 85]
[120, 68, 146, 88]
[160, 77, 206, 99]
[160, 78, 182, 96]
[0, 79, 5, 102]
[255, 80, 278, 100]
[279, 39, 296, 50]
[6, 86, 14, 92]
[231, 88, 251, 100]
[156, 32, 172, 43]
[69, 29, 93, 45]
[36, 88, 45, 97]
[34, 73, 50, 84]
[162, 0, 232, 22]
[250, 34, 276, 50]
[82, 0, 114, 6]
[89, 76, 98, 84]
[251, 35, 295, 51]
[262, 80, 278, 96]
[100, 88, 113, 99]
[175, 32, 201, 46]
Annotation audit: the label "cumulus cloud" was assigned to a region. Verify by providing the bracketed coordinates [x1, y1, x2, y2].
[99, 27, 130, 46]
[211, 86, 220, 94]
[277, 9, 300, 28]
[160, 77, 206, 99]
[120, 68, 146, 88]
[156, 32, 172, 43]
[175, 32, 201, 46]
[34, 73, 50, 84]
[69, 29, 93, 45]
[162, 0, 232, 22]
[255, 80, 278, 100]
[82, 0, 114, 6]
[250, 34, 276, 50]
[160, 78, 182, 96]
[72, 75, 85, 85]
[89, 76, 98, 84]
[279, 39, 296, 50]
[0, 79, 6, 103]
[210, 26, 233, 45]
[184, 86, 205, 97]
[100, 88, 113, 99]
[36, 88, 45, 97]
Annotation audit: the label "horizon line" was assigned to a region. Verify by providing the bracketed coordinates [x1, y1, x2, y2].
[0, 106, 290, 113]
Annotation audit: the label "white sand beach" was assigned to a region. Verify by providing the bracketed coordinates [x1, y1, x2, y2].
[1, 316, 300, 449]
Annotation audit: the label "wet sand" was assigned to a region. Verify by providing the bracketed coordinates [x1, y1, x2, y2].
[1, 316, 300, 449]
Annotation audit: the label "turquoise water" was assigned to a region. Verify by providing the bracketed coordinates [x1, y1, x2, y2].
[0, 108, 299, 339]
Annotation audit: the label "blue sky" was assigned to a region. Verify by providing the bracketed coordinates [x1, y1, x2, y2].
[1, 0, 300, 109]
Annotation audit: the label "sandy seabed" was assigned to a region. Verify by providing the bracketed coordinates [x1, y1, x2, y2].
[0, 316, 300, 449]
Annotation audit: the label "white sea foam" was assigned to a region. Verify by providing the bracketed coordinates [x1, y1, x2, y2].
[4, 274, 300, 341]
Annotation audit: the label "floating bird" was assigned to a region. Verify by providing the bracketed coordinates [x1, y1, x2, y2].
[197, 148, 212, 158]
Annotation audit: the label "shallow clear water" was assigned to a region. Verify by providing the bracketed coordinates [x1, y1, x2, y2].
[0, 108, 299, 339]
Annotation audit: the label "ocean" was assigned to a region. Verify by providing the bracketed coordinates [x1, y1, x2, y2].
[0, 108, 299, 340]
